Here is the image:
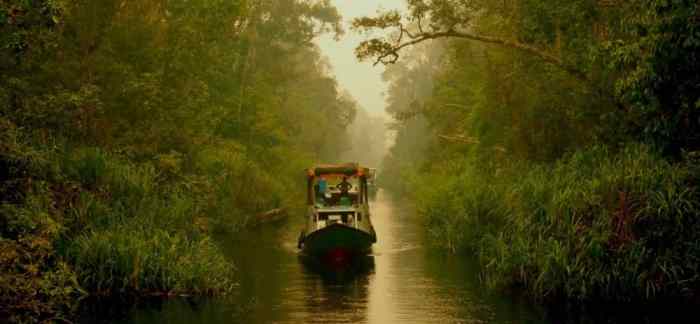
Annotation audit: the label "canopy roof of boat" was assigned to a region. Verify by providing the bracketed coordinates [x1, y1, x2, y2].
[307, 163, 369, 178]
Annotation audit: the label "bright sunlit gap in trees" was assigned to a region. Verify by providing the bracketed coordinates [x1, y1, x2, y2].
[315, 0, 406, 119]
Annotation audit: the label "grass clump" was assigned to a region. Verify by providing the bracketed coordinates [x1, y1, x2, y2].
[71, 226, 234, 295]
[61, 148, 235, 296]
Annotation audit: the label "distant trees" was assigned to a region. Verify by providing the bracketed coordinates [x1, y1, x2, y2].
[355, 0, 700, 158]
[1, 0, 354, 160]
[340, 106, 386, 169]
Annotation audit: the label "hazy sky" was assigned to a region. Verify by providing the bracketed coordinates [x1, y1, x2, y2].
[315, 0, 406, 117]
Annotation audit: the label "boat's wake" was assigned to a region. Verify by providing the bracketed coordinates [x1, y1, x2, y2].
[370, 243, 421, 256]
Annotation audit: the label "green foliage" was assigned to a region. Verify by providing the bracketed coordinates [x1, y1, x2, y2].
[367, 0, 700, 305]
[1, 0, 355, 321]
[417, 160, 508, 253]
[415, 144, 700, 301]
[0, 132, 85, 322]
[356, 0, 700, 157]
[57, 147, 234, 295]
[71, 226, 233, 295]
[607, 0, 700, 155]
[64, 148, 108, 189]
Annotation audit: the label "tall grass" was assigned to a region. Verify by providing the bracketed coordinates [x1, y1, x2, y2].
[61, 148, 235, 295]
[417, 160, 509, 253]
[418, 144, 700, 301]
[71, 226, 233, 295]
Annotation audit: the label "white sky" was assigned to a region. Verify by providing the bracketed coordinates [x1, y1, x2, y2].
[315, 0, 406, 118]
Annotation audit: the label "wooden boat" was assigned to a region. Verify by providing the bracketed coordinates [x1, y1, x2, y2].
[297, 163, 376, 259]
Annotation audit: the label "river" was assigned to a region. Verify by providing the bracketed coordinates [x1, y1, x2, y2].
[85, 190, 547, 323]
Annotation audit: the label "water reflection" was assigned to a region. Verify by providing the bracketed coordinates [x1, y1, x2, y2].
[299, 255, 375, 284]
[294, 255, 375, 323]
[367, 193, 492, 324]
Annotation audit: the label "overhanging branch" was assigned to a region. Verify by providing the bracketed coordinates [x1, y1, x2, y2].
[376, 29, 591, 84]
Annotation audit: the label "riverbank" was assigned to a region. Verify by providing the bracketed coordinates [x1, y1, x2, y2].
[408, 144, 700, 304]
[0, 136, 279, 322]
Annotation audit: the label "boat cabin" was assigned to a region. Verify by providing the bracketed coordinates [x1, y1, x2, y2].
[306, 163, 370, 208]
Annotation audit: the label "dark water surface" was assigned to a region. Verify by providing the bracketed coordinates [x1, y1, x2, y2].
[90, 190, 547, 323]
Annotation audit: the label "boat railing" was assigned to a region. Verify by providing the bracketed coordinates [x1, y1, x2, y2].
[316, 211, 360, 229]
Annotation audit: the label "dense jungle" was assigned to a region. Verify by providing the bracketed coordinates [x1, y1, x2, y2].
[1, 0, 699, 323]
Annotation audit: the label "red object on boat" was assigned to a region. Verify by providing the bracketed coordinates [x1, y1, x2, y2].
[324, 248, 352, 266]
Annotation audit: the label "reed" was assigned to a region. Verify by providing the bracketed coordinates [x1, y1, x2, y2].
[61, 148, 235, 295]
[70, 226, 234, 295]
[418, 144, 700, 301]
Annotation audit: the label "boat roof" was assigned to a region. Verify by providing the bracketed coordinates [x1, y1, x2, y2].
[307, 163, 369, 178]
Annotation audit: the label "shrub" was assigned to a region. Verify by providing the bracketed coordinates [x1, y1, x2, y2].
[0, 191, 85, 323]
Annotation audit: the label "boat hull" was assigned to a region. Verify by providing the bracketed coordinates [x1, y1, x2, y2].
[301, 223, 375, 257]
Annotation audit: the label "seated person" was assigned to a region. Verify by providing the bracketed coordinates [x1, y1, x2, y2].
[315, 177, 329, 204]
[336, 177, 353, 205]
[337, 176, 352, 195]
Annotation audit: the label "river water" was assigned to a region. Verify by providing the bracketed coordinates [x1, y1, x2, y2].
[92, 190, 547, 323]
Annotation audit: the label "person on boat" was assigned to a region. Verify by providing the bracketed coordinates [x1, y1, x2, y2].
[316, 177, 328, 203]
[337, 176, 352, 193]
[336, 176, 353, 206]
[318, 177, 328, 194]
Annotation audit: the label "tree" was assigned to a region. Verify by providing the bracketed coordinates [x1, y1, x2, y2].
[351, 0, 595, 84]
